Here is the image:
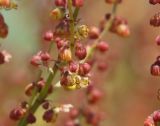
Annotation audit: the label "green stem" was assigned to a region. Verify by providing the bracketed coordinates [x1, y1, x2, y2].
[68, 0, 75, 52]
[73, 7, 80, 20]
[28, 41, 54, 107]
[18, 65, 58, 126]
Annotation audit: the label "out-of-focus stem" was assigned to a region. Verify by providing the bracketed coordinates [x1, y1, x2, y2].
[82, 2, 118, 63]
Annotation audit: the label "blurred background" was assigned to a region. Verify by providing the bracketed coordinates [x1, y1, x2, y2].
[0, 0, 160, 126]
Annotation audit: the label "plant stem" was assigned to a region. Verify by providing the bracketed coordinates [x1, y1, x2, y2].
[82, 2, 118, 63]
[28, 41, 54, 107]
[68, 0, 75, 52]
[73, 7, 79, 20]
[18, 65, 58, 126]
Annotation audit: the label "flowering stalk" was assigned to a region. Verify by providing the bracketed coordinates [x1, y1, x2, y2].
[9, 0, 130, 126]
[144, 1, 160, 126]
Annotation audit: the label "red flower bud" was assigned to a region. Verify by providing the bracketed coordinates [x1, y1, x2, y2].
[155, 35, 160, 45]
[153, 111, 160, 122]
[43, 31, 53, 42]
[69, 62, 78, 73]
[151, 64, 160, 76]
[40, 52, 51, 61]
[55, 0, 66, 7]
[89, 26, 100, 39]
[9, 107, 26, 121]
[69, 108, 79, 119]
[97, 41, 109, 52]
[78, 63, 91, 76]
[75, 43, 87, 60]
[88, 88, 102, 104]
[30, 55, 41, 66]
[72, 0, 84, 7]
[27, 113, 36, 124]
[43, 109, 54, 123]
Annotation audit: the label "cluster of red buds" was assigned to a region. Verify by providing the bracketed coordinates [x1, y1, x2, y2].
[8, 0, 130, 126]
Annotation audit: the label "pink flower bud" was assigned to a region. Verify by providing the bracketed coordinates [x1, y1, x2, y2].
[151, 64, 160, 76]
[43, 31, 53, 42]
[78, 63, 91, 76]
[72, 0, 84, 7]
[155, 35, 160, 45]
[75, 43, 87, 60]
[30, 55, 41, 66]
[69, 62, 78, 73]
[88, 88, 102, 104]
[55, 0, 66, 7]
[89, 26, 100, 39]
[40, 52, 51, 61]
[97, 41, 109, 52]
